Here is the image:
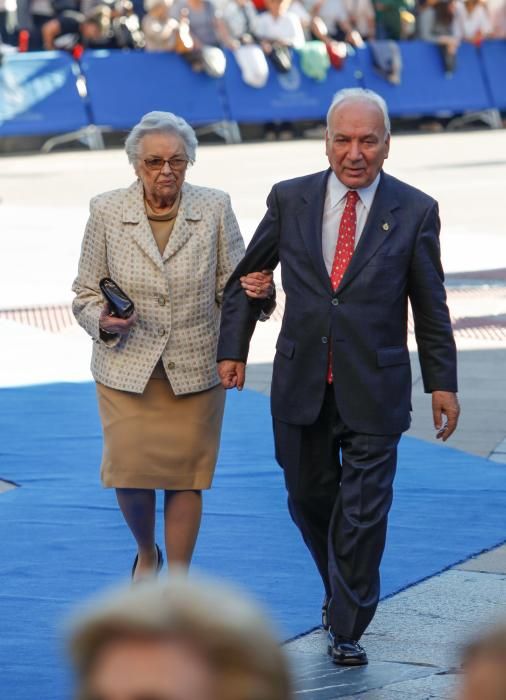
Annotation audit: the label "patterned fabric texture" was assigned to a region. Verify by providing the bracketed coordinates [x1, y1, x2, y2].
[72, 179, 245, 395]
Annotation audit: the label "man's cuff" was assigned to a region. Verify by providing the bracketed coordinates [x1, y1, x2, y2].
[258, 292, 276, 322]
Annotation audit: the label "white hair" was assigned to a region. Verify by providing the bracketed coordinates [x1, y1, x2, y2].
[125, 111, 198, 167]
[326, 88, 391, 136]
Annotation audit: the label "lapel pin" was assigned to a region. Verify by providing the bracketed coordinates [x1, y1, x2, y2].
[382, 222, 390, 231]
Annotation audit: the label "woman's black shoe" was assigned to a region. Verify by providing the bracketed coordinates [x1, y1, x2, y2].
[131, 544, 164, 580]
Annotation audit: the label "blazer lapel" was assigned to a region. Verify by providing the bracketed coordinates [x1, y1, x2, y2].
[163, 182, 202, 262]
[295, 169, 333, 292]
[337, 172, 400, 292]
[123, 180, 165, 272]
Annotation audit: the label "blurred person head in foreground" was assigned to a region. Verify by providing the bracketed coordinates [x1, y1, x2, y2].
[459, 622, 506, 700]
[69, 574, 292, 700]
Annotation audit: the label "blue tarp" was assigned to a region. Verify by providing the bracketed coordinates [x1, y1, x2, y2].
[80, 50, 228, 128]
[0, 381, 505, 699]
[0, 41, 504, 138]
[223, 49, 361, 122]
[357, 41, 493, 116]
[0, 51, 89, 136]
[480, 39, 506, 110]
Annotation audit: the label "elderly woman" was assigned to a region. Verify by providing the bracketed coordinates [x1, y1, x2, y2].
[72, 111, 273, 581]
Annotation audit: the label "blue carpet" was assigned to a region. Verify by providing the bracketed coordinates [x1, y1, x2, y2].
[0, 381, 505, 699]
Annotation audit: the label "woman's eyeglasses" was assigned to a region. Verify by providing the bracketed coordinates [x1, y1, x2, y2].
[143, 157, 189, 172]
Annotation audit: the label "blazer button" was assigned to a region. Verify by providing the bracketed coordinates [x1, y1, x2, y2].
[321, 336, 328, 344]
[167, 361, 175, 370]
[332, 298, 339, 306]
[157, 295, 166, 306]
[158, 328, 166, 337]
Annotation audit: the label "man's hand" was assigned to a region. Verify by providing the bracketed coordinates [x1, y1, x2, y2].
[240, 270, 274, 299]
[218, 360, 246, 391]
[99, 302, 138, 337]
[432, 390, 460, 441]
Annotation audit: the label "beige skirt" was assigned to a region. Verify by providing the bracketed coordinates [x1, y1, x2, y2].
[96, 379, 226, 490]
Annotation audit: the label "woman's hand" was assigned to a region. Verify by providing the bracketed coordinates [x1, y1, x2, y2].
[240, 270, 274, 299]
[99, 302, 138, 337]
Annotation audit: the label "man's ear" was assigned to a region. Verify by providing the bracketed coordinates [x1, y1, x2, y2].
[384, 133, 391, 159]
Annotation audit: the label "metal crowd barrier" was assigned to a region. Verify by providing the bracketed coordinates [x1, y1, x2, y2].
[0, 40, 504, 150]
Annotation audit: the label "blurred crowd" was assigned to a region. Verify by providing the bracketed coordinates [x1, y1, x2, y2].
[0, 0, 505, 88]
[1, 0, 504, 53]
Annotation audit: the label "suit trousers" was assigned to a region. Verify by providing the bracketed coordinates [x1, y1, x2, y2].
[273, 385, 400, 640]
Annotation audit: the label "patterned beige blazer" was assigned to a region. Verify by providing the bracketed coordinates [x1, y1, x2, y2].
[72, 179, 245, 395]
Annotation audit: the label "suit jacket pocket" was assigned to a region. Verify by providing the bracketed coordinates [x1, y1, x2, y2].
[377, 346, 410, 367]
[276, 335, 295, 359]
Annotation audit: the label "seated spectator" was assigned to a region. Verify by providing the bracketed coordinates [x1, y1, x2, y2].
[15, 0, 55, 49]
[142, 0, 179, 49]
[418, 0, 460, 74]
[0, 0, 17, 45]
[453, 0, 493, 42]
[221, 0, 257, 44]
[459, 622, 506, 700]
[109, 0, 144, 48]
[169, 0, 234, 76]
[41, 4, 110, 49]
[290, 0, 313, 36]
[171, 0, 235, 49]
[490, 0, 505, 36]
[345, 0, 376, 38]
[309, 0, 373, 45]
[372, 0, 415, 39]
[255, 0, 305, 136]
[254, 0, 306, 51]
[221, 0, 270, 88]
[69, 575, 293, 700]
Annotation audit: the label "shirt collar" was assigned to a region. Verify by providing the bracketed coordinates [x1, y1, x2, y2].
[328, 171, 381, 211]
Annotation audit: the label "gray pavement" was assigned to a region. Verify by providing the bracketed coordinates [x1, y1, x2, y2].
[286, 548, 506, 698]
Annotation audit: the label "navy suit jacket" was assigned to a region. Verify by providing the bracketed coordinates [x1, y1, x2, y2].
[217, 169, 457, 435]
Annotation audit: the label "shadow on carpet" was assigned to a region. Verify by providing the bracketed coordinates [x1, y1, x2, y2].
[0, 381, 505, 698]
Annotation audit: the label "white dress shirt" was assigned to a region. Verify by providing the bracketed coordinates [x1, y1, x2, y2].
[453, 1, 492, 40]
[254, 10, 306, 48]
[322, 171, 380, 276]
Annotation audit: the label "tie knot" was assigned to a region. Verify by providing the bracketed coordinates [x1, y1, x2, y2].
[346, 190, 359, 205]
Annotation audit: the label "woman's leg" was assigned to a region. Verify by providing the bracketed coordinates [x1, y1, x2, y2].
[163, 490, 202, 567]
[116, 488, 157, 578]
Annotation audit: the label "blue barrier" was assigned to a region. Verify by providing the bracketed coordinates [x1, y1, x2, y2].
[80, 50, 228, 129]
[357, 41, 493, 117]
[222, 49, 362, 123]
[0, 42, 504, 141]
[480, 40, 506, 110]
[0, 51, 89, 137]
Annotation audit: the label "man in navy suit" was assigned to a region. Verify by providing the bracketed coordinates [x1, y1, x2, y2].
[217, 88, 460, 665]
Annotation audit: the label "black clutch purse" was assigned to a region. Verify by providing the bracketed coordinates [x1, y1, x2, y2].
[99, 277, 135, 319]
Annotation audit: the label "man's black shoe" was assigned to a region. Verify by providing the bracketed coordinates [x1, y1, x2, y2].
[321, 595, 330, 630]
[327, 630, 368, 666]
